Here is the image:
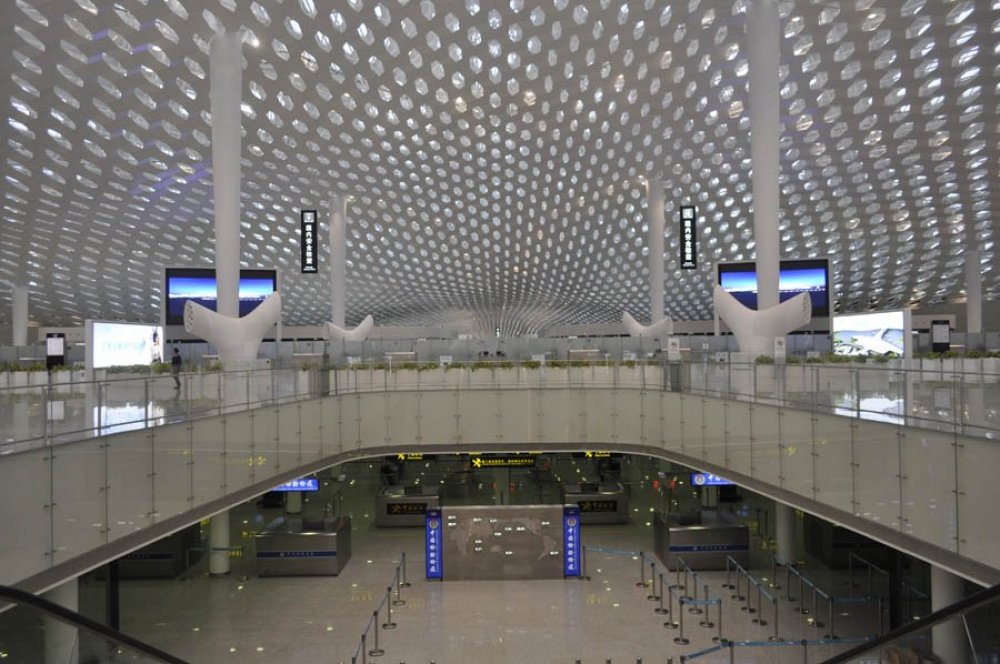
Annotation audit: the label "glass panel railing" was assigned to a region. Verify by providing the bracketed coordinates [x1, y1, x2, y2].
[0, 585, 187, 663]
[820, 583, 1000, 664]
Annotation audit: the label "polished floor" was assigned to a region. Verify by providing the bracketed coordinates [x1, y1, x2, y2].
[80, 457, 889, 664]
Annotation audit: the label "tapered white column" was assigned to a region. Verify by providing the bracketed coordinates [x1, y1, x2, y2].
[647, 179, 665, 323]
[931, 566, 968, 663]
[44, 577, 79, 664]
[209, 511, 230, 575]
[748, 0, 781, 311]
[774, 502, 795, 564]
[329, 195, 347, 328]
[12, 286, 28, 346]
[965, 249, 982, 334]
[210, 32, 243, 319]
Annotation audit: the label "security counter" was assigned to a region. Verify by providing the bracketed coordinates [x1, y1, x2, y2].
[560, 482, 629, 524]
[376, 486, 441, 527]
[654, 510, 749, 570]
[254, 516, 352, 576]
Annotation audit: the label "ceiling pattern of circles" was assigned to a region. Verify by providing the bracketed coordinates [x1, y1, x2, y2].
[2, 0, 997, 335]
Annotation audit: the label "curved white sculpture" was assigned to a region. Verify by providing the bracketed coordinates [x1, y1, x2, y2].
[184, 292, 282, 364]
[325, 314, 374, 342]
[622, 312, 674, 339]
[713, 285, 811, 355]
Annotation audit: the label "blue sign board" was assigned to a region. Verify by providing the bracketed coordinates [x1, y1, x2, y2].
[690, 473, 733, 487]
[563, 506, 581, 577]
[425, 509, 443, 579]
[273, 478, 320, 492]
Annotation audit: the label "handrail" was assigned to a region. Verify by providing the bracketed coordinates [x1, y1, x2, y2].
[0, 585, 189, 664]
[820, 583, 1000, 663]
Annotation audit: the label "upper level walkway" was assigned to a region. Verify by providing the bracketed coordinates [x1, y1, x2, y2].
[2, 359, 998, 593]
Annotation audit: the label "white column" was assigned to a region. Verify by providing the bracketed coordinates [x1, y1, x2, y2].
[209, 31, 243, 319]
[774, 502, 795, 564]
[647, 179, 666, 323]
[329, 195, 347, 328]
[209, 511, 230, 575]
[748, 0, 781, 311]
[12, 286, 28, 346]
[931, 566, 968, 663]
[44, 577, 79, 664]
[965, 249, 982, 334]
[285, 491, 303, 514]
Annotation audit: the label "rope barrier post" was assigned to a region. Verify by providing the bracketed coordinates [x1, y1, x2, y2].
[655, 574, 669, 615]
[741, 579, 756, 615]
[580, 545, 591, 581]
[361, 633, 367, 664]
[801, 638, 808, 664]
[698, 592, 715, 628]
[729, 639, 735, 664]
[648, 561, 660, 600]
[673, 599, 690, 645]
[688, 573, 703, 614]
[733, 568, 745, 602]
[796, 576, 809, 615]
[724, 556, 734, 590]
[671, 558, 684, 590]
[811, 587, 824, 628]
[825, 596, 838, 639]
[769, 596, 781, 642]
[637, 551, 647, 587]
[400, 552, 411, 587]
[712, 599, 724, 644]
[392, 568, 406, 606]
[682, 565, 692, 600]
[770, 556, 781, 590]
[664, 584, 679, 629]
[382, 586, 396, 630]
[368, 611, 384, 657]
[752, 584, 766, 625]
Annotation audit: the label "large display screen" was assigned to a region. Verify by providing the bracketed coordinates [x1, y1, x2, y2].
[90, 322, 164, 368]
[164, 268, 277, 324]
[832, 310, 907, 357]
[718, 259, 829, 317]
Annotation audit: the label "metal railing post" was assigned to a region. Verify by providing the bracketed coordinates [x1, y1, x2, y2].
[368, 610, 384, 657]
[673, 599, 690, 645]
[637, 551, 647, 587]
[382, 586, 396, 630]
[648, 561, 660, 600]
[655, 574, 669, 615]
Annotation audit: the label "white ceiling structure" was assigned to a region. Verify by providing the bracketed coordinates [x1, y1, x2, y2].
[1, 0, 997, 336]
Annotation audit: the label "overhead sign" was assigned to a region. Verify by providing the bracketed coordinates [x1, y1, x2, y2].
[577, 500, 618, 513]
[679, 205, 697, 269]
[396, 453, 426, 461]
[426, 509, 443, 579]
[470, 455, 537, 469]
[300, 210, 318, 273]
[691, 473, 733, 487]
[273, 478, 320, 492]
[563, 506, 581, 577]
[386, 502, 427, 515]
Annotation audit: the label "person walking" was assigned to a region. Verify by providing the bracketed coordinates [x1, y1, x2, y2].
[171, 347, 182, 389]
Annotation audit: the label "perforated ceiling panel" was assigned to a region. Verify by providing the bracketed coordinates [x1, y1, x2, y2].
[2, 0, 997, 335]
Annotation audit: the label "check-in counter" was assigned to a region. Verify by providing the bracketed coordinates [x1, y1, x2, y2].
[560, 482, 629, 524]
[653, 510, 749, 570]
[376, 487, 441, 527]
[120, 524, 202, 579]
[255, 516, 352, 576]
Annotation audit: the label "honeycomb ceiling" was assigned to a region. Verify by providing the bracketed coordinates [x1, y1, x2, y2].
[1, 0, 997, 335]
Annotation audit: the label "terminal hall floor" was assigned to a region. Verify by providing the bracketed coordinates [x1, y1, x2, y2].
[82, 457, 896, 663]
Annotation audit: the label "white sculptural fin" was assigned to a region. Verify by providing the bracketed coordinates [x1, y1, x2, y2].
[325, 314, 374, 342]
[622, 311, 674, 338]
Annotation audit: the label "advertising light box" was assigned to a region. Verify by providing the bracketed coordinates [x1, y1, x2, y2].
[87, 321, 164, 369]
[164, 268, 277, 325]
[832, 310, 910, 358]
[717, 259, 830, 317]
[272, 478, 320, 492]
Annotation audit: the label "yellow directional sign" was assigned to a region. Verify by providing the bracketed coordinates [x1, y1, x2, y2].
[396, 453, 424, 461]
[470, 456, 536, 468]
[583, 450, 612, 458]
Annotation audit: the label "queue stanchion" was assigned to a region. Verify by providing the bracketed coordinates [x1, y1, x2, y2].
[671, 559, 684, 590]
[368, 610, 384, 657]
[382, 586, 396, 630]
[580, 545, 591, 581]
[400, 552, 411, 587]
[392, 568, 406, 606]
[688, 573, 703, 615]
[361, 633, 367, 664]
[728, 640, 735, 663]
[733, 567, 746, 602]
[769, 596, 782, 642]
[664, 584, 679, 629]
[648, 561, 660, 601]
[752, 583, 766, 625]
[636, 551, 647, 587]
[796, 575, 810, 615]
[824, 595, 839, 639]
[698, 592, 716, 629]
[673, 599, 690, 645]
[770, 555, 782, 590]
[655, 574, 669, 615]
[723, 556, 734, 590]
[811, 587, 825, 628]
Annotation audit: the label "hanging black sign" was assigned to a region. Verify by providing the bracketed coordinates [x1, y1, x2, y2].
[301, 210, 318, 273]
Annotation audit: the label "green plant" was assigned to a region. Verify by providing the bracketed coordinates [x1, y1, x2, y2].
[621, 360, 637, 368]
[754, 355, 774, 365]
[418, 362, 440, 371]
[470, 361, 494, 371]
[203, 361, 223, 373]
[495, 360, 514, 369]
[394, 361, 419, 371]
[786, 356, 802, 364]
[547, 359, 568, 368]
[522, 360, 541, 369]
[150, 362, 171, 374]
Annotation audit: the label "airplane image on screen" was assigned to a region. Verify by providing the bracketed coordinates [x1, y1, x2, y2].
[833, 327, 904, 356]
